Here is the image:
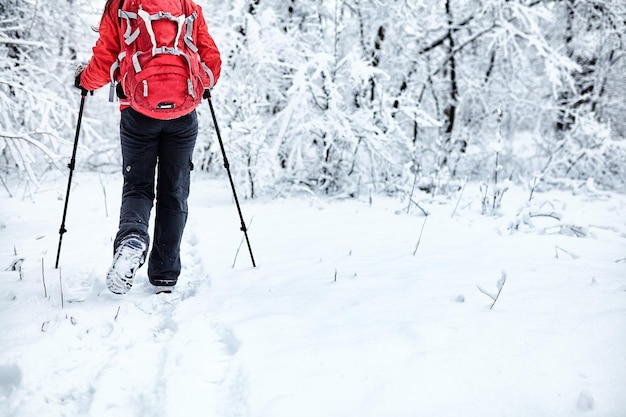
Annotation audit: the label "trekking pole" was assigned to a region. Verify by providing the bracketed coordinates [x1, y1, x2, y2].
[55, 87, 88, 269]
[205, 89, 257, 268]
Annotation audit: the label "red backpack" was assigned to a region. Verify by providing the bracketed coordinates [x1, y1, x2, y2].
[109, 0, 205, 120]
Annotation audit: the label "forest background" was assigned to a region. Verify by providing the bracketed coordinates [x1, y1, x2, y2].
[1, 0, 625, 204]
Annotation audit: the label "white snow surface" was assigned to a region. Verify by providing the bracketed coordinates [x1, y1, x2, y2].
[1, 172, 625, 417]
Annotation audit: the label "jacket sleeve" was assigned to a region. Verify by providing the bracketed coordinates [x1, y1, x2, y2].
[193, 4, 222, 89]
[80, 9, 121, 91]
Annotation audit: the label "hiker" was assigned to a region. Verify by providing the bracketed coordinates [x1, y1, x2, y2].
[74, 0, 221, 294]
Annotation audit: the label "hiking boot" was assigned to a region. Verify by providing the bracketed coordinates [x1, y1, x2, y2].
[149, 278, 177, 294]
[152, 286, 173, 294]
[150, 278, 177, 288]
[106, 235, 146, 295]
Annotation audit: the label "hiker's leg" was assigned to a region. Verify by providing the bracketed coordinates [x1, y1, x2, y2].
[148, 110, 198, 285]
[115, 108, 161, 255]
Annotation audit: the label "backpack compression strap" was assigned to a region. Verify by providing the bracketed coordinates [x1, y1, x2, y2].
[119, 10, 140, 45]
[137, 10, 186, 55]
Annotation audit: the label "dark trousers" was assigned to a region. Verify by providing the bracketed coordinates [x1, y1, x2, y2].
[115, 108, 197, 285]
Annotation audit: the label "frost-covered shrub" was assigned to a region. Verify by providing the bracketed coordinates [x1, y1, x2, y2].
[0, 0, 102, 193]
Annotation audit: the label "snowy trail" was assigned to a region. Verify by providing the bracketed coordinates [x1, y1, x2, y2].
[0, 175, 249, 417]
[4, 225, 248, 417]
[1, 173, 626, 417]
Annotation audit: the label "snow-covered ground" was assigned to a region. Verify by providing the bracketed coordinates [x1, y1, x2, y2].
[1, 171, 625, 417]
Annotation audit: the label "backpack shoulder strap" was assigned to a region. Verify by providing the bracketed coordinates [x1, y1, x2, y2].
[184, 12, 198, 52]
[119, 10, 140, 45]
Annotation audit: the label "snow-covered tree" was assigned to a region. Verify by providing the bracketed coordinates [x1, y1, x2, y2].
[0, 0, 97, 195]
[3, 0, 625, 197]
[545, 0, 626, 188]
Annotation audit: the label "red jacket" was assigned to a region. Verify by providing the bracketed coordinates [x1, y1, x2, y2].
[80, 0, 221, 108]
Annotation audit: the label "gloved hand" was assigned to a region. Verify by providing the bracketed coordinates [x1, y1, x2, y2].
[203, 89, 211, 99]
[116, 82, 127, 99]
[74, 63, 87, 90]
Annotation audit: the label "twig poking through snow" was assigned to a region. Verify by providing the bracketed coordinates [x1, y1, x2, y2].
[6, 257, 25, 280]
[412, 216, 428, 256]
[407, 170, 420, 214]
[450, 176, 468, 219]
[41, 258, 48, 298]
[98, 173, 109, 217]
[59, 268, 64, 309]
[555, 245, 579, 259]
[409, 198, 429, 217]
[477, 271, 508, 310]
[0, 174, 13, 197]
